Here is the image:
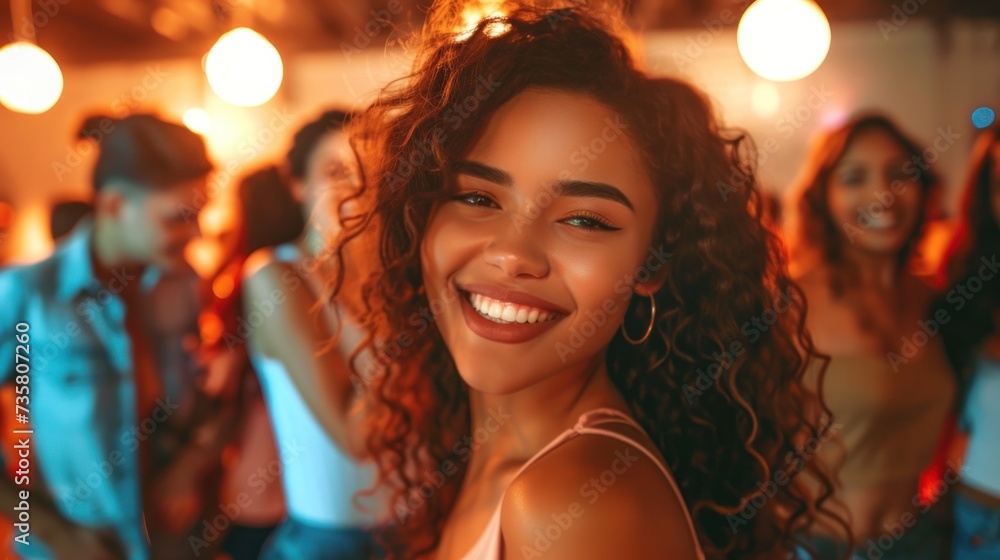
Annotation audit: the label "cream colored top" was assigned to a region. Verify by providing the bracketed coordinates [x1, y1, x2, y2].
[809, 339, 956, 538]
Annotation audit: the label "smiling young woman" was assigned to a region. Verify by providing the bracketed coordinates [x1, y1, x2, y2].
[322, 3, 847, 559]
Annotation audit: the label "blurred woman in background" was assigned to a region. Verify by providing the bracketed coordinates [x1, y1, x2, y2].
[939, 123, 1000, 560]
[241, 110, 386, 560]
[787, 114, 957, 559]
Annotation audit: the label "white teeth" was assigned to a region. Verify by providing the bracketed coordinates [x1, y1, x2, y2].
[515, 308, 529, 323]
[468, 293, 559, 325]
[867, 214, 897, 229]
[501, 306, 518, 322]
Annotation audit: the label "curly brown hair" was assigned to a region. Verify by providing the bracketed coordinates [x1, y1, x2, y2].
[332, 3, 846, 558]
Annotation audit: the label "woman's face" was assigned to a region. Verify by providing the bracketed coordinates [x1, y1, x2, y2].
[825, 128, 924, 257]
[293, 130, 360, 234]
[420, 88, 663, 395]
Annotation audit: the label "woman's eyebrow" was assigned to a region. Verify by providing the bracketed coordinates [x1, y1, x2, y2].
[452, 160, 511, 186]
[453, 160, 634, 211]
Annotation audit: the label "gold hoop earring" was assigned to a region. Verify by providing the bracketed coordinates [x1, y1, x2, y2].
[621, 293, 656, 345]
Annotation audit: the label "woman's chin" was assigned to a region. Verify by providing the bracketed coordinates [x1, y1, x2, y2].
[455, 363, 531, 396]
[846, 229, 912, 257]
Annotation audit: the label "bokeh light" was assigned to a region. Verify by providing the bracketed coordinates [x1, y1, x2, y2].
[0, 42, 64, 114]
[205, 28, 283, 107]
[972, 107, 996, 129]
[737, 0, 831, 82]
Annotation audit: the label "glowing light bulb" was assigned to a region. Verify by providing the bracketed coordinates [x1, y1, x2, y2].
[205, 27, 283, 107]
[0, 42, 64, 114]
[737, 0, 831, 82]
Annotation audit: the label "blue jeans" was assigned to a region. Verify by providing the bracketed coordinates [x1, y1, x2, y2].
[796, 499, 952, 559]
[259, 517, 380, 560]
[953, 492, 1000, 560]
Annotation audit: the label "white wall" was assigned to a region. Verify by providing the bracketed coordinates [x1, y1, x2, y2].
[0, 18, 997, 264]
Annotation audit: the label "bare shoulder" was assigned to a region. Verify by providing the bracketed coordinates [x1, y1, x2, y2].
[243, 246, 283, 280]
[243, 248, 311, 297]
[499, 429, 700, 560]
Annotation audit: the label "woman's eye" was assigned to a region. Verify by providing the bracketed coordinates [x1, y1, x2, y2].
[561, 214, 620, 231]
[840, 170, 865, 185]
[887, 166, 911, 183]
[454, 192, 498, 208]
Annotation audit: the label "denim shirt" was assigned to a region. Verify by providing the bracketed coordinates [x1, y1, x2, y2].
[0, 221, 200, 560]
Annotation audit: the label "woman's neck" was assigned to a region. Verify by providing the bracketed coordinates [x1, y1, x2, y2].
[465, 354, 628, 472]
[298, 226, 327, 259]
[841, 248, 902, 291]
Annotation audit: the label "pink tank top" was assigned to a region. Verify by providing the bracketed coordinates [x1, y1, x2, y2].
[459, 408, 706, 559]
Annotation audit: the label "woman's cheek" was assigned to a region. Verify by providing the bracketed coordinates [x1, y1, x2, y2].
[829, 187, 861, 226]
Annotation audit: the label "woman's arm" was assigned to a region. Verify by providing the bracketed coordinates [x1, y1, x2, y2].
[242, 255, 370, 459]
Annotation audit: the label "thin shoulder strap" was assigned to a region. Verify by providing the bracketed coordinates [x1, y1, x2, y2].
[501, 409, 704, 558]
[574, 409, 705, 559]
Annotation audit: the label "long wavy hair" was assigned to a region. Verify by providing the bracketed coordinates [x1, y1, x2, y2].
[788, 114, 940, 287]
[939, 124, 1000, 375]
[333, 4, 846, 558]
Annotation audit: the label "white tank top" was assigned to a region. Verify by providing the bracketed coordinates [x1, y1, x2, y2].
[248, 243, 383, 527]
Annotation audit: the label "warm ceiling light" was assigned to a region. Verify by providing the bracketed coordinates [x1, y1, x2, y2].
[204, 27, 283, 107]
[737, 0, 831, 82]
[0, 42, 64, 114]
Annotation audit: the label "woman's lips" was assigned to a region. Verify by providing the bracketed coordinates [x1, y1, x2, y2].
[458, 282, 569, 314]
[457, 287, 566, 344]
